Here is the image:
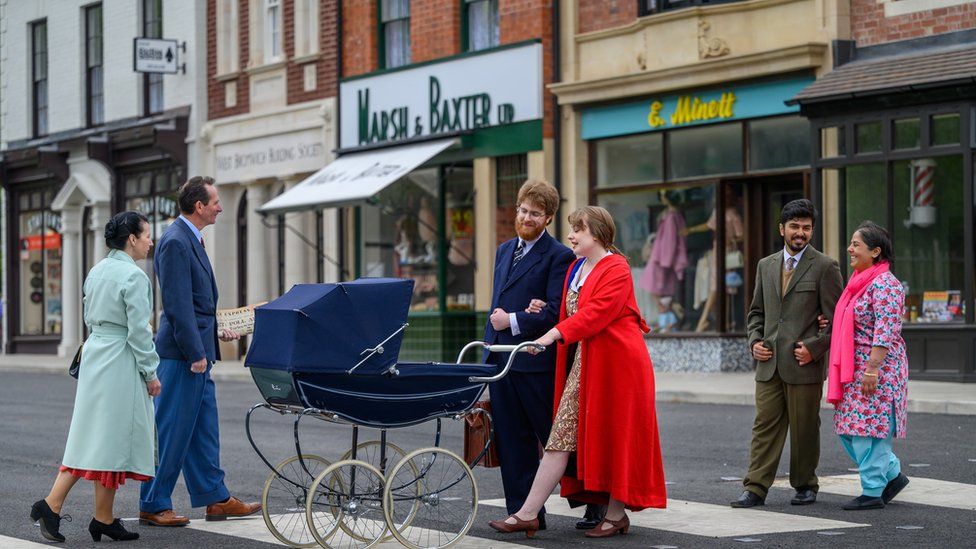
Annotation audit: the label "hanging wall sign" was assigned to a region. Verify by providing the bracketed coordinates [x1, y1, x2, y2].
[133, 37, 180, 74]
[339, 42, 543, 149]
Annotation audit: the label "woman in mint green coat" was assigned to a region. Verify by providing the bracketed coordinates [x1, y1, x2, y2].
[30, 211, 161, 543]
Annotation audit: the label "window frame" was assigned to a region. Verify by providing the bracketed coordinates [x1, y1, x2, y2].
[85, 3, 104, 127]
[638, 0, 744, 17]
[142, 0, 164, 116]
[294, 0, 320, 57]
[379, 0, 411, 69]
[462, 0, 499, 53]
[265, 0, 283, 62]
[31, 19, 48, 137]
[216, 0, 240, 74]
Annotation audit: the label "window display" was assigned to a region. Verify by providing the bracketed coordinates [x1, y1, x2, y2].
[18, 203, 62, 336]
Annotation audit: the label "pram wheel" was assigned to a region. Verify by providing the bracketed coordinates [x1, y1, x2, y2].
[341, 441, 420, 542]
[262, 454, 332, 548]
[306, 459, 387, 549]
[383, 448, 477, 549]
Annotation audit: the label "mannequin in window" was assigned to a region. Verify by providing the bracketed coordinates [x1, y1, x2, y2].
[638, 190, 688, 332]
[683, 189, 744, 332]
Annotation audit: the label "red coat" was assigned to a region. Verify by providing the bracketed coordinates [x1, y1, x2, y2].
[553, 254, 667, 511]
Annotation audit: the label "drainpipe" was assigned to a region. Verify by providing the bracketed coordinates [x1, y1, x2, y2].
[551, 0, 563, 238]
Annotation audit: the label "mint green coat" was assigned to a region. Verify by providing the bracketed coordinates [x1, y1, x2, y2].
[61, 250, 159, 477]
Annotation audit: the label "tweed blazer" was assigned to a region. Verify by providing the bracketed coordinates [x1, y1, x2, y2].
[746, 246, 843, 385]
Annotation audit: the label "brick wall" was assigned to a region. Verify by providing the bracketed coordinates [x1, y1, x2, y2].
[578, 0, 637, 34]
[207, 0, 250, 119]
[411, 0, 461, 62]
[342, 0, 378, 77]
[499, 0, 553, 138]
[287, 0, 339, 104]
[852, 0, 976, 46]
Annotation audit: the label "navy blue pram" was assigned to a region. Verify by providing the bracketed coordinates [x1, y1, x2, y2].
[243, 278, 539, 549]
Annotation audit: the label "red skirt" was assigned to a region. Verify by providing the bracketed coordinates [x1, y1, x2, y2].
[60, 465, 153, 490]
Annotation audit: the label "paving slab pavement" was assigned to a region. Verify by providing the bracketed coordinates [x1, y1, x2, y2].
[3, 353, 974, 415]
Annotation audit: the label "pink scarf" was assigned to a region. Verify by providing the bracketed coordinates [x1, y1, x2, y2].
[827, 261, 889, 405]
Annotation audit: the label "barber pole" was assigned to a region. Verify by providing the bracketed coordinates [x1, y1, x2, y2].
[908, 159, 936, 228]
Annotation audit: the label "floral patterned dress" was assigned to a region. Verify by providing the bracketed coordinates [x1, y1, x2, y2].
[833, 271, 909, 439]
[546, 288, 582, 452]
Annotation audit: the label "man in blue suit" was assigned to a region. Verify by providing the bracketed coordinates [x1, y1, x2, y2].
[140, 176, 260, 526]
[485, 179, 603, 529]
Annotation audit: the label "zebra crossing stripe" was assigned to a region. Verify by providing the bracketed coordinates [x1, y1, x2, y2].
[0, 534, 53, 548]
[774, 474, 976, 511]
[480, 496, 868, 537]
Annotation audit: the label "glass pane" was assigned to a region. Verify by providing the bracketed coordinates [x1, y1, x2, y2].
[932, 113, 961, 146]
[595, 133, 663, 187]
[382, 0, 410, 21]
[445, 166, 475, 310]
[749, 116, 810, 170]
[892, 118, 920, 150]
[598, 184, 719, 333]
[855, 121, 882, 154]
[842, 163, 886, 276]
[127, 172, 152, 196]
[385, 20, 411, 68]
[149, 73, 164, 113]
[366, 168, 440, 311]
[893, 156, 964, 323]
[820, 125, 845, 158]
[467, 0, 498, 51]
[669, 123, 742, 179]
[18, 206, 62, 335]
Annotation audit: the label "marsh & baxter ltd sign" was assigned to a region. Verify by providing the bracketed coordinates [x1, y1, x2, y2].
[339, 42, 543, 149]
[215, 129, 326, 182]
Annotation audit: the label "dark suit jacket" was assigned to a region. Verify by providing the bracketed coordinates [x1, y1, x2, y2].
[154, 219, 220, 363]
[746, 246, 843, 385]
[483, 231, 575, 373]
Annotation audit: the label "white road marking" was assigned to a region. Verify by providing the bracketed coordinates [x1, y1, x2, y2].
[480, 496, 868, 538]
[0, 534, 53, 548]
[773, 474, 976, 510]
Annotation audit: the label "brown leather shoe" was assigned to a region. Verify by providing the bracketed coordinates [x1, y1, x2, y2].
[139, 509, 190, 527]
[584, 513, 630, 538]
[205, 496, 261, 521]
[488, 514, 539, 538]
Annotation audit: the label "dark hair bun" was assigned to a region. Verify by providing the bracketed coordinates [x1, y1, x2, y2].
[104, 218, 119, 241]
[104, 211, 150, 251]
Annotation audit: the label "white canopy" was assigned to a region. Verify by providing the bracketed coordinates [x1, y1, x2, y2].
[258, 138, 455, 215]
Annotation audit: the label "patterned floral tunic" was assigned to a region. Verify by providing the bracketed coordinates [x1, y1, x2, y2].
[546, 288, 582, 452]
[832, 271, 908, 439]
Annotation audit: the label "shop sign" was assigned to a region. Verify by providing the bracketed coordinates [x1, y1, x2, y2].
[20, 233, 62, 251]
[133, 38, 180, 74]
[339, 42, 543, 149]
[215, 128, 326, 182]
[581, 76, 815, 140]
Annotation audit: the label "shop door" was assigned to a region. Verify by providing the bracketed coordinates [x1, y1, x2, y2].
[743, 174, 806, 259]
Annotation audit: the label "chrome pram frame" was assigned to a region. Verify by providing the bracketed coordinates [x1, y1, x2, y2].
[245, 336, 541, 549]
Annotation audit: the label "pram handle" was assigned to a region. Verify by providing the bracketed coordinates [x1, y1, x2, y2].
[464, 341, 546, 383]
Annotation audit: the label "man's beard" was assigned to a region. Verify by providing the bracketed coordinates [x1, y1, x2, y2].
[516, 220, 546, 241]
[786, 237, 807, 253]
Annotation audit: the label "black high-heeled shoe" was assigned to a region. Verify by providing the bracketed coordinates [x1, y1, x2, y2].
[89, 518, 139, 542]
[30, 499, 69, 542]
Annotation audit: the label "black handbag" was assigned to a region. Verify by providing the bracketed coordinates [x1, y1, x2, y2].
[68, 342, 84, 379]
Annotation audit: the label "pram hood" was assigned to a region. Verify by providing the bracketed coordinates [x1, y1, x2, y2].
[245, 278, 414, 373]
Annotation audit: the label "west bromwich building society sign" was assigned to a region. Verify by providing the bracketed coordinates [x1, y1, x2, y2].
[339, 42, 543, 149]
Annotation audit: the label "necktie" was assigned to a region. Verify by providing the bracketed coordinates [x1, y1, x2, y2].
[511, 240, 525, 269]
[786, 257, 796, 271]
[200, 237, 205, 250]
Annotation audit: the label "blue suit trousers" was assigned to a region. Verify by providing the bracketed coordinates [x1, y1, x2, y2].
[140, 359, 230, 512]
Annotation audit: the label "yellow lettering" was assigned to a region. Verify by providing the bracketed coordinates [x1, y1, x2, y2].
[722, 92, 736, 118]
[693, 98, 708, 121]
[707, 100, 719, 118]
[647, 101, 666, 128]
[671, 96, 693, 125]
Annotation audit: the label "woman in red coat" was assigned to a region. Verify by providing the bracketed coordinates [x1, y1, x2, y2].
[489, 206, 667, 539]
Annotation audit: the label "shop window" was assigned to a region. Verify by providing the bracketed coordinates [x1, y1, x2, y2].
[820, 126, 845, 158]
[596, 133, 663, 187]
[495, 154, 526, 246]
[216, 0, 239, 74]
[85, 4, 104, 127]
[31, 20, 48, 137]
[597, 183, 739, 333]
[465, 0, 499, 52]
[855, 122, 882, 154]
[893, 156, 965, 324]
[749, 116, 810, 171]
[842, 164, 886, 249]
[381, 0, 411, 69]
[931, 113, 961, 146]
[892, 118, 920, 150]
[143, 0, 164, 115]
[445, 166, 475, 310]
[669, 123, 742, 179]
[17, 189, 62, 336]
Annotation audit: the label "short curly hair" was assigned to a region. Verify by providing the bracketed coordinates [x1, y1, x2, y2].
[516, 179, 560, 218]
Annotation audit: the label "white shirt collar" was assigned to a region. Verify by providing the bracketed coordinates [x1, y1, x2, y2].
[518, 231, 544, 255]
[783, 245, 808, 268]
[180, 215, 203, 243]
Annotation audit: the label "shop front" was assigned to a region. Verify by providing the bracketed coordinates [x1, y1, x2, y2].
[793, 41, 976, 382]
[577, 76, 814, 371]
[261, 42, 545, 362]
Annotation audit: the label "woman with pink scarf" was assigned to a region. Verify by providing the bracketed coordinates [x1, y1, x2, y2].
[827, 221, 910, 511]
